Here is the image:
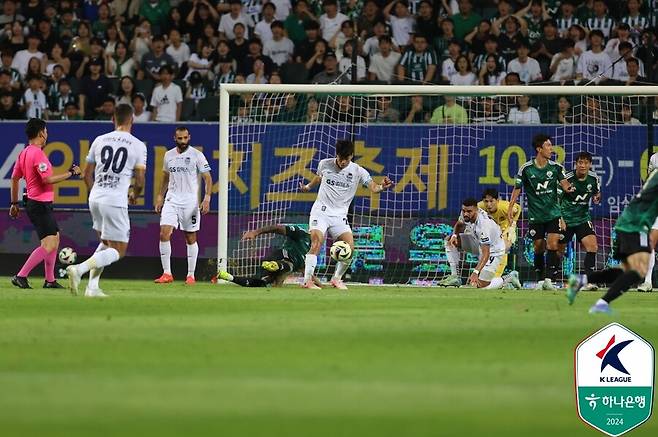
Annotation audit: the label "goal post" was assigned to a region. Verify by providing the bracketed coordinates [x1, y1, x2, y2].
[218, 84, 658, 285]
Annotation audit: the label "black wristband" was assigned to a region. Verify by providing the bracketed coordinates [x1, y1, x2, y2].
[10, 201, 19, 205]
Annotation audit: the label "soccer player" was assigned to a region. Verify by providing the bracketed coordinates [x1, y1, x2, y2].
[439, 188, 521, 287]
[567, 168, 658, 313]
[637, 150, 658, 292]
[459, 198, 520, 289]
[9, 118, 81, 289]
[557, 152, 601, 289]
[154, 127, 212, 285]
[508, 134, 574, 290]
[67, 104, 147, 297]
[218, 224, 315, 287]
[299, 139, 393, 290]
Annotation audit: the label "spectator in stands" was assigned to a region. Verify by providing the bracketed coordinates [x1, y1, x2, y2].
[0, 90, 22, 119]
[383, 0, 415, 48]
[48, 78, 77, 119]
[228, 23, 250, 63]
[130, 19, 153, 63]
[270, 0, 292, 21]
[550, 39, 577, 82]
[80, 58, 112, 119]
[465, 19, 493, 58]
[43, 43, 70, 77]
[371, 96, 400, 123]
[163, 7, 188, 38]
[556, 1, 580, 38]
[0, 50, 21, 88]
[450, 55, 477, 85]
[195, 23, 219, 59]
[338, 40, 366, 81]
[471, 97, 506, 124]
[329, 19, 355, 60]
[532, 19, 563, 78]
[4, 21, 26, 54]
[166, 29, 191, 68]
[519, 0, 550, 47]
[473, 36, 506, 72]
[45, 63, 64, 98]
[319, 0, 348, 42]
[507, 95, 541, 124]
[25, 56, 42, 83]
[507, 40, 542, 84]
[305, 39, 328, 78]
[305, 97, 319, 122]
[61, 101, 81, 120]
[576, 30, 612, 83]
[95, 96, 116, 120]
[504, 71, 521, 85]
[75, 37, 105, 79]
[430, 96, 468, 124]
[568, 24, 587, 56]
[440, 39, 461, 82]
[186, 71, 208, 103]
[141, 36, 176, 82]
[132, 93, 151, 122]
[415, 1, 439, 43]
[495, 16, 526, 62]
[404, 95, 429, 123]
[0, 0, 24, 27]
[397, 34, 437, 83]
[213, 52, 236, 86]
[363, 21, 391, 58]
[619, 0, 647, 44]
[255, 2, 277, 45]
[621, 103, 641, 125]
[295, 20, 324, 64]
[151, 65, 182, 122]
[20, 74, 47, 119]
[490, 0, 514, 26]
[37, 18, 59, 55]
[479, 54, 507, 85]
[624, 57, 648, 85]
[357, 0, 383, 40]
[367, 35, 401, 83]
[139, 0, 171, 36]
[185, 43, 213, 80]
[219, 0, 254, 40]
[0, 69, 17, 96]
[92, 3, 112, 39]
[322, 94, 366, 123]
[116, 76, 137, 106]
[57, 8, 79, 48]
[311, 50, 346, 84]
[238, 38, 275, 77]
[605, 23, 632, 61]
[246, 58, 268, 84]
[452, 0, 481, 40]
[635, 29, 658, 82]
[187, 0, 219, 44]
[611, 42, 646, 82]
[106, 41, 136, 78]
[12, 33, 45, 77]
[264, 21, 294, 67]
[586, 0, 614, 39]
[284, 0, 317, 45]
[434, 18, 455, 61]
[555, 96, 573, 124]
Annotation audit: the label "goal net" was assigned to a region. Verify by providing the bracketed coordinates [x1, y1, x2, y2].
[218, 84, 656, 286]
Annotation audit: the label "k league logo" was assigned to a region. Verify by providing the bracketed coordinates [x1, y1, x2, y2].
[575, 323, 654, 436]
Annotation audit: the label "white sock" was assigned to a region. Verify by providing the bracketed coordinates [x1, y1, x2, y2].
[160, 241, 172, 274]
[332, 260, 351, 280]
[304, 254, 317, 282]
[187, 242, 198, 278]
[88, 242, 108, 289]
[596, 298, 609, 307]
[78, 248, 120, 276]
[446, 244, 460, 276]
[645, 250, 655, 284]
[485, 277, 504, 289]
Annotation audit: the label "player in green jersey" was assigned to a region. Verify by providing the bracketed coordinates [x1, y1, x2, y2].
[218, 224, 314, 287]
[558, 152, 601, 287]
[508, 134, 575, 290]
[567, 169, 658, 313]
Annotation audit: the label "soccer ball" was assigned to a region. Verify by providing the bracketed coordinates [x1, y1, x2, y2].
[58, 247, 77, 265]
[330, 241, 352, 262]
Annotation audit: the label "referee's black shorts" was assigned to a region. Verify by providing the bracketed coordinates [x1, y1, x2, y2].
[25, 199, 59, 240]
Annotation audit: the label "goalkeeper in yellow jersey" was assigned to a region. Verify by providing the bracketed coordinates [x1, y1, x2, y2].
[439, 188, 522, 288]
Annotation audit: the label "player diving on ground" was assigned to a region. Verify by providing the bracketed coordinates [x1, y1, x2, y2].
[299, 139, 393, 290]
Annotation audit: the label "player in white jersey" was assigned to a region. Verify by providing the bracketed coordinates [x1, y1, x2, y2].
[638, 152, 658, 292]
[459, 198, 518, 289]
[298, 140, 393, 290]
[154, 126, 212, 285]
[67, 104, 147, 297]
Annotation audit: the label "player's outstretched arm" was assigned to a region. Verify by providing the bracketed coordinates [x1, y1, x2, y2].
[368, 176, 394, 193]
[507, 187, 522, 223]
[242, 224, 287, 241]
[299, 175, 322, 192]
[43, 164, 81, 185]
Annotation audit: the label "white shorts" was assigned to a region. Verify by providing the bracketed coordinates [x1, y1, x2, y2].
[160, 201, 200, 232]
[652, 217, 658, 230]
[479, 253, 504, 282]
[309, 213, 351, 239]
[89, 201, 130, 243]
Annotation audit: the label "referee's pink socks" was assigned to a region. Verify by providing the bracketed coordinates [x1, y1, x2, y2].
[44, 249, 57, 282]
[18, 246, 48, 278]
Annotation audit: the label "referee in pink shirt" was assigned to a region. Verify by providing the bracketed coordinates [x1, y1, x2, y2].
[9, 118, 81, 289]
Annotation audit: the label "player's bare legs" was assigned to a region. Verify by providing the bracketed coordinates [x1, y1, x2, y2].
[639, 229, 658, 292]
[330, 232, 354, 290]
[68, 239, 127, 297]
[440, 234, 463, 287]
[184, 231, 198, 285]
[85, 231, 109, 294]
[155, 225, 175, 283]
[302, 230, 324, 289]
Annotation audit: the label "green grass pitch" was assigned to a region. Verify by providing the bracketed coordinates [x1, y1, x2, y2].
[0, 278, 656, 437]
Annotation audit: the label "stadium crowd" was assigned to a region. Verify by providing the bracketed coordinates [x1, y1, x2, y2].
[0, 0, 657, 122]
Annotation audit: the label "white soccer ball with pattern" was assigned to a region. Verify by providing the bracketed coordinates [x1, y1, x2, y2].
[330, 241, 352, 262]
[58, 247, 77, 265]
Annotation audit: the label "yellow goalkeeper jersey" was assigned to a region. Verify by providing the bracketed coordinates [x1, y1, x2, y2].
[478, 200, 521, 232]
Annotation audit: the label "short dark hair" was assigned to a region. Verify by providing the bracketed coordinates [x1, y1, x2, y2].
[462, 198, 478, 207]
[378, 35, 392, 44]
[25, 118, 46, 141]
[271, 20, 284, 30]
[114, 103, 134, 125]
[626, 57, 640, 66]
[335, 139, 354, 158]
[175, 126, 189, 134]
[152, 35, 165, 44]
[576, 151, 593, 162]
[159, 64, 174, 75]
[533, 133, 552, 152]
[589, 29, 604, 40]
[482, 188, 499, 200]
[618, 41, 633, 51]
